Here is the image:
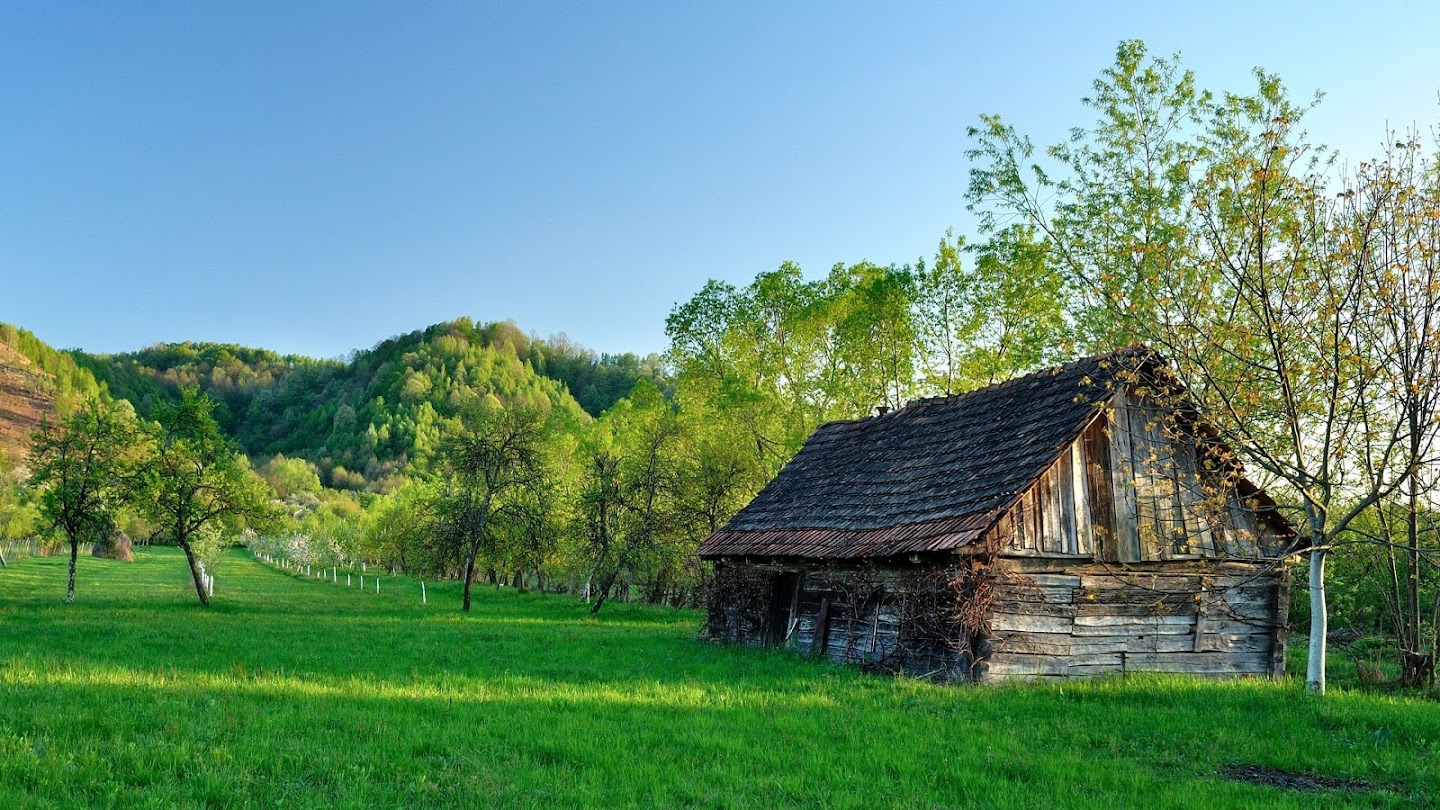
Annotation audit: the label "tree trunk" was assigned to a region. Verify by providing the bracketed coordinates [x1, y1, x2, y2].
[461, 539, 481, 613]
[647, 571, 668, 605]
[590, 572, 618, 615]
[181, 541, 210, 607]
[65, 537, 78, 604]
[1403, 486, 1427, 687]
[1306, 545, 1327, 694]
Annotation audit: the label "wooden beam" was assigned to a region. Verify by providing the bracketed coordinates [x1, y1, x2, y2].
[810, 598, 831, 658]
[1108, 389, 1141, 562]
[1070, 441, 1091, 556]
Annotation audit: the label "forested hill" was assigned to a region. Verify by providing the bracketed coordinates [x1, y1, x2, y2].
[0, 318, 662, 491]
[0, 324, 111, 462]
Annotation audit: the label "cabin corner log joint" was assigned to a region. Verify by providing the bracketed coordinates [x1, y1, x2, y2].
[698, 347, 1299, 683]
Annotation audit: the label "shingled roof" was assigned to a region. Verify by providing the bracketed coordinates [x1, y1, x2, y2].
[698, 348, 1152, 561]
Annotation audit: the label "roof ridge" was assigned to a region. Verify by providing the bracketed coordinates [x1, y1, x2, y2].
[897, 344, 1151, 412]
[808, 346, 1152, 429]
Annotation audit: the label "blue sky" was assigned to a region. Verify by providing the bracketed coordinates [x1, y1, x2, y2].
[2, 2, 1438, 359]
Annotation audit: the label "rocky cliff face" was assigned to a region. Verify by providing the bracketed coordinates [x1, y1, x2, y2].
[0, 341, 55, 464]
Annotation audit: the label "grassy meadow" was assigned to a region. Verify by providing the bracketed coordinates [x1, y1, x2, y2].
[1, 548, 1437, 808]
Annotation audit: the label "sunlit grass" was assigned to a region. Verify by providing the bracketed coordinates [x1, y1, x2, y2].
[2, 548, 1436, 808]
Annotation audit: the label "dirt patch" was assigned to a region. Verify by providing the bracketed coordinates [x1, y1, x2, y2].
[1220, 764, 1374, 792]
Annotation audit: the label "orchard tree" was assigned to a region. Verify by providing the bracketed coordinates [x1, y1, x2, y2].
[27, 400, 140, 601]
[577, 383, 683, 614]
[139, 388, 275, 606]
[365, 482, 441, 575]
[429, 403, 551, 612]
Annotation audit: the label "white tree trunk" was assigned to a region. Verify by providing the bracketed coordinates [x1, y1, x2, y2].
[1306, 547, 1327, 694]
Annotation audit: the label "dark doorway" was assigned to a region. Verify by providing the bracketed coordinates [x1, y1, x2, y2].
[767, 572, 801, 645]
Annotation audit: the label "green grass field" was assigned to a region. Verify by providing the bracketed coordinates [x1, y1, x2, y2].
[1, 548, 1437, 808]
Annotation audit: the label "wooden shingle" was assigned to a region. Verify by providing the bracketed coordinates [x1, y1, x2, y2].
[699, 349, 1147, 560]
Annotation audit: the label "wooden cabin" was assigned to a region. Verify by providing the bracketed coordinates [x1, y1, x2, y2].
[698, 348, 1297, 682]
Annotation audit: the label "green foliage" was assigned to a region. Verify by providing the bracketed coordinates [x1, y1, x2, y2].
[530, 332, 667, 417]
[138, 388, 279, 604]
[360, 480, 438, 573]
[255, 454, 324, 500]
[1, 549, 1437, 807]
[0, 448, 38, 543]
[0, 322, 107, 415]
[69, 319, 600, 492]
[427, 402, 555, 610]
[962, 38, 1440, 691]
[26, 400, 142, 600]
[665, 261, 925, 477]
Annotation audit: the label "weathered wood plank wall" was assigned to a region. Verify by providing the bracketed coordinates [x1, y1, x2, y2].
[1001, 387, 1280, 564]
[978, 558, 1285, 681]
[706, 562, 973, 679]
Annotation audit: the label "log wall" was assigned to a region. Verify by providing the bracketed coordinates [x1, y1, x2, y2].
[977, 557, 1288, 682]
[706, 555, 1289, 684]
[705, 561, 975, 680]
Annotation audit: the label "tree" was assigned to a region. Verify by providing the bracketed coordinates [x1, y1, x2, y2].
[138, 388, 275, 606]
[576, 383, 684, 614]
[825, 262, 920, 412]
[666, 262, 922, 478]
[27, 400, 139, 602]
[429, 403, 551, 612]
[964, 39, 1424, 693]
[1338, 134, 1440, 686]
[915, 227, 1072, 395]
[0, 447, 40, 567]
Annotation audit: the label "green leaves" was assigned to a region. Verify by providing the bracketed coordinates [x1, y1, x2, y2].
[138, 388, 280, 603]
[28, 400, 142, 542]
[26, 399, 143, 600]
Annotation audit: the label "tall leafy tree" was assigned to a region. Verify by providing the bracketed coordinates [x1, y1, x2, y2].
[27, 400, 139, 602]
[1339, 134, 1440, 686]
[429, 403, 552, 612]
[577, 383, 683, 614]
[139, 388, 275, 606]
[915, 227, 1072, 394]
[825, 262, 920, 412]
[964, 38, 1428, 693]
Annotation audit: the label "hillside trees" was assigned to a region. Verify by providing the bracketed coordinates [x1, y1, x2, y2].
[26, 400, 141, 601]
[138, 388, 277, 606]
[0, 323, 107, 414]
[532, 332, 667, 416]
[69, 319, 595, 493]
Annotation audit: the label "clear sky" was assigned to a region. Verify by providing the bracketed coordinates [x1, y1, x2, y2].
[2, 2, 1438, 360]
